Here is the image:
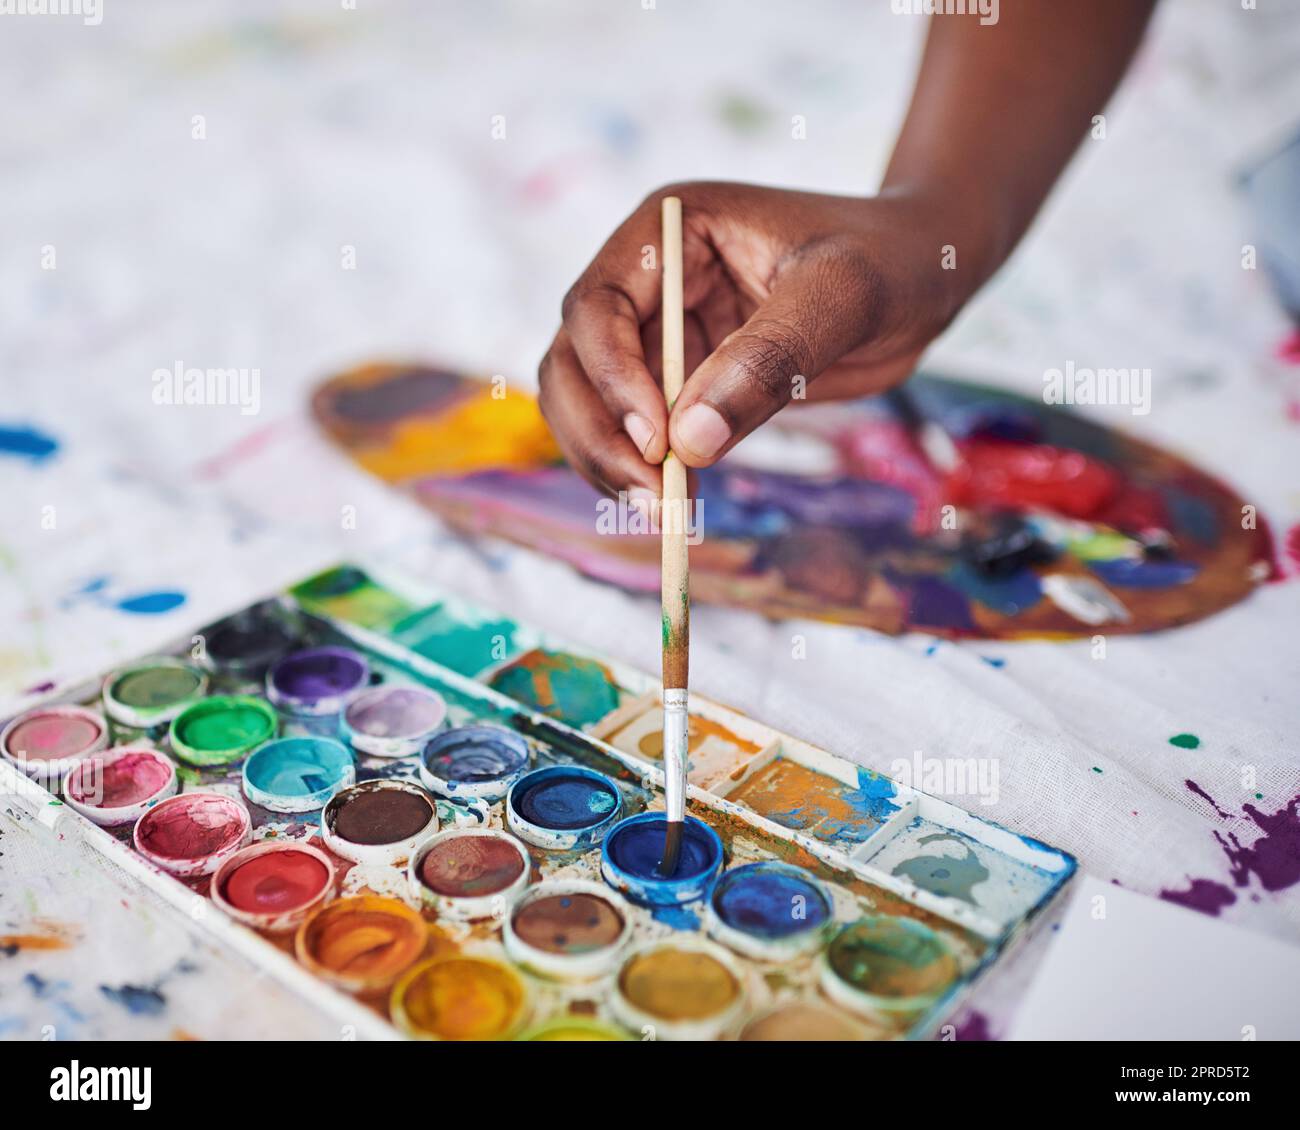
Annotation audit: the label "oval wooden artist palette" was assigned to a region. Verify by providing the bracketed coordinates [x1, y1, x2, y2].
[312, 363, 1273, 638]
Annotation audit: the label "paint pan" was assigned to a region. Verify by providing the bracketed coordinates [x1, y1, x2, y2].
[517, 1017, 632, 1041]
[0, 704, 108, 780]
[267, 646, 370, 718]
[726, 756, 899, 849]
[391, 955, 531, 1041]
[506, 765, 623, 850]
[607, 705, 763, 790]
[408, 827, 531, 920]
[61, 745, 177, 827]
[419, 724, 529, 803]
[133, 791, 252, 878]
[704, 861, 833, 961]
[600, 813, 723, 907]
[169, 694, 278, 767]
[321, 779, 438, 865]
[296, 894, 426, 993]
[211, 841, 335, 933]
[102, 658, 208, 730]
[502, 879, 632, 981]
[242, 736, 355, 813]
[819, 916, 961, 1021]
[201, 605, 297, 681]
[342, 683, 447, 758]
[739, 1001, 874, 1041]
[611, 937, 746, 1041]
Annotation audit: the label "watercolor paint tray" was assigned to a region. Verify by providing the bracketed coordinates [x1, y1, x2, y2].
[0, 562, 1076, 1041]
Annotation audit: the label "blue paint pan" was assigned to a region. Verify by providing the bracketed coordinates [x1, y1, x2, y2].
[704, 861, 833, 960]
[600, 813, 723, 907]
[242, 736, 355, 813]
[420, 724, 530, 803]
[506, 765, 622, 850]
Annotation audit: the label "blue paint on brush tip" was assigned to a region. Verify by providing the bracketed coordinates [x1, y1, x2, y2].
[601, 813, 723, 907]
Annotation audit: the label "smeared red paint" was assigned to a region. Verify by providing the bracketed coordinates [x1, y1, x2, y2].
[839, 420, 946, 534]
[947, 440, 1120, 519]
[1276, 329, 1300, 365]
[1286, 524, 1300, 575]
[1159, 878, 1237, 916]
[136, 795, 244, 860]
[222, 850, 330, 913]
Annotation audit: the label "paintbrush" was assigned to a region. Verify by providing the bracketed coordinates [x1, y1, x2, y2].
[658, 195, 689, 877]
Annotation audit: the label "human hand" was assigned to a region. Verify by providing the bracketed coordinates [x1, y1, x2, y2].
[538, 181, 980, 499]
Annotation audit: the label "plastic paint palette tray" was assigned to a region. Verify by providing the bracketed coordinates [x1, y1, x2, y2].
[0, 562, 1076, 1041]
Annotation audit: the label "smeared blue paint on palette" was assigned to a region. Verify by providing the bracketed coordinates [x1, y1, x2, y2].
[1089, 558, 1199, 588]
[729, 759, 899, 848]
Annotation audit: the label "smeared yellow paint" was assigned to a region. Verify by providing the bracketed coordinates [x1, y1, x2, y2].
[356, 389, 559, 481]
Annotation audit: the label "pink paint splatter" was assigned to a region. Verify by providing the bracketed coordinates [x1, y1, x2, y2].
[1286, 524, 1300, 575]
[1276, 329, 1300, 365]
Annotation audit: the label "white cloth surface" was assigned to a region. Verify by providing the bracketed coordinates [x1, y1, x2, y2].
[1, 0, 1298, 1038]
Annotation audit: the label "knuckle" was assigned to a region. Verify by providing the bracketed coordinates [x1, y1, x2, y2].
[730, 328, 806, 407]
[560, 282, 590, 325]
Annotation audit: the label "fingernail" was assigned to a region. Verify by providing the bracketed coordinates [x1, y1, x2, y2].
[627, 486, 658, 524]
[623, 413, 656, 457]
[676, 403, 731, 459]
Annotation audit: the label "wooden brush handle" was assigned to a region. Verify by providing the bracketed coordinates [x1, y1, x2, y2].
[661, 195, 689, 691]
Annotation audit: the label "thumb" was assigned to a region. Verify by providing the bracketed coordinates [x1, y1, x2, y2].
[667, 250, 874, 466]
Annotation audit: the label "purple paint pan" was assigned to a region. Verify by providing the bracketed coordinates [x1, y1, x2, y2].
[342, 684, 448, 758]
[266, 646, 370, 718]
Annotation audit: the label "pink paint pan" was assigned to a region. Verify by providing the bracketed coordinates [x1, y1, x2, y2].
[133, 791, 252, 878]
[1, 704, 108, 783]
[62, 745, 178, 827]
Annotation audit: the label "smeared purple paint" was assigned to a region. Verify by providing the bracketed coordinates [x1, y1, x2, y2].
[1215, 796, 1300, 893]
[1159, 878, 1237, 916]
[1186, 778, 1231, 819]
[1179, 780, 1300, 904]
[951, 1009, 996, 1041]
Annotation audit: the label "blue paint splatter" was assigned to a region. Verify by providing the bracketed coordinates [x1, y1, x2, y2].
[1089, 558, 1199, 588]
[25, 972, 70, 998]
[66, 577, 187, 616]
[100, 984, 166, 1016]
[115, 591, 187, 615]
[0, 424, 59, 463]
